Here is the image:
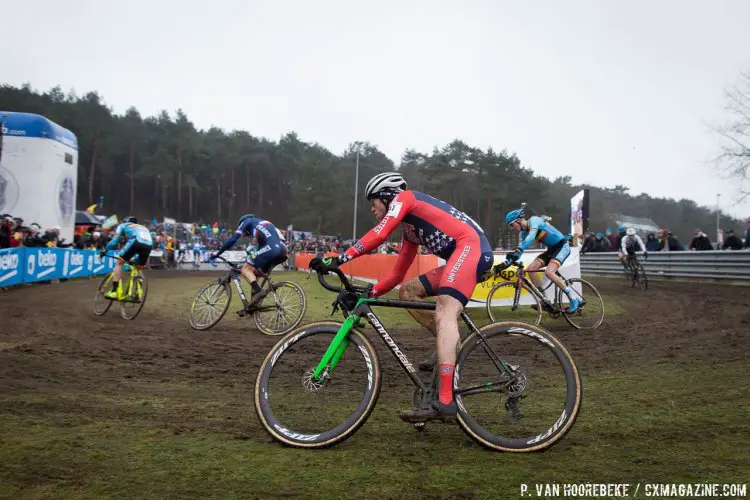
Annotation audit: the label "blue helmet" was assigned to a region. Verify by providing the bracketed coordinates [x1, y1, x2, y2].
[505, 208, 526, 225]
[617, 225, 625, 231]
[238, 213, 255, 225]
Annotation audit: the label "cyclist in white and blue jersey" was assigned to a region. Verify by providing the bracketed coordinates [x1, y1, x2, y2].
[192, 239, 204, 263]
[210, 214, 288, 309]
[503, 207, 580, 313]
[101, 216, 153, 300]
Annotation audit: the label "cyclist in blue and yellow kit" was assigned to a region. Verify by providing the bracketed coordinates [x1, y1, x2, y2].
[101, 216, 153, 300]
[503, 207, 580, 313]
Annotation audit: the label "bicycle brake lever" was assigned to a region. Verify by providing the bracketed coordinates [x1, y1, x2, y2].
[330, 298, 340, 316]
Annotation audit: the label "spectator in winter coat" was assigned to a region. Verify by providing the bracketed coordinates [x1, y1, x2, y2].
[606, 229, 618, 250]
[10, 218, 27, 247]
[22, 223, 47, 247]
[581, 231, 596, 254]
[614, 226, 626, 253]
[43, 227, 73, 248]
[657, 229, 668, 251]
[0, 215, 14, 248]
[689, 230, 713, 251]
[666, 231, 684, 251]
[592, 232, 612, 252]
[722, 229, 744, 250]
[657, 229, 685, 251]
[645, 233, 660, 251]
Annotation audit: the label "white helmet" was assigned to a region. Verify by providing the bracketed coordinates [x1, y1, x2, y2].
[626, 227, 636, 236]
[365, 172, 407, 201]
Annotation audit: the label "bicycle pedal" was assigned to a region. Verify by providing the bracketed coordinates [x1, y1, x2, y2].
[237, 307, 256, 317]
[399, 414, 427, 424]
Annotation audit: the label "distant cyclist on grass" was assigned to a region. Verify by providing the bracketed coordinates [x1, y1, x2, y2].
[309, 172, 494, 421]
[209, 214, 288, 311]
[101, 216, 153, 300]
[504, 206, 580, 313]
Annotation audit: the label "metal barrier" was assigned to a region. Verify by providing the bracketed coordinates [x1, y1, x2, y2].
[580, 250, 750, 283]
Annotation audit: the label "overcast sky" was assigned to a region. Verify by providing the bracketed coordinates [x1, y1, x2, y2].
[2, 0, 749, 218]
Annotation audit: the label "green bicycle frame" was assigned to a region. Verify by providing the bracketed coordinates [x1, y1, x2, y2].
[311, 296, 520, 395]
[311, 298, 373, 381]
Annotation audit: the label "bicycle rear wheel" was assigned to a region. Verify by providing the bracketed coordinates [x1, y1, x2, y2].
[636, 265, 648, 291]
[486, 281, 542, 325]
[93, 274, 114, 316]
[189, 281, 232, 330]
[454, 321, 582, 452]
[253, 281, 307, 336]
[557, 278, 605, 330]
[255, 322, 381, 448]
[121, 274, 148, 320]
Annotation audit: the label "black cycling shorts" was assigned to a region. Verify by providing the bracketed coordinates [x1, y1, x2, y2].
[119, 241, 152, 267]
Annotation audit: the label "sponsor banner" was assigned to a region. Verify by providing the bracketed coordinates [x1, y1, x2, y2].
[0, 248, 116, 286]
[468, 248, 582, 307]
[24, 247, 64, 283]
[293, 248, 582, 308]
[0, 248, 25, 287]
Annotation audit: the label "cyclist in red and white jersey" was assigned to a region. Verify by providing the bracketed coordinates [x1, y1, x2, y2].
[310, 172, 494, 421]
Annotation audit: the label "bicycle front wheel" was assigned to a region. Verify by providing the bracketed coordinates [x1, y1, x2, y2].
[253, 281, 307, 336]
[93, 274, 114, 316]
[189, 281, 232, 330]
[121, 275, 148, 320]
[557, 278, 605, 329]
[455, 321, 582, 452]
[255, 321, 381, 448]
[486, 281, 542, 325]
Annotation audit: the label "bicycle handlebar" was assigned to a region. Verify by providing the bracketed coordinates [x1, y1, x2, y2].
[311, 266, 372, 296]
[99, 251, 139, 270]
[494, 259, 524, 273]
[211, 255, 243, 271]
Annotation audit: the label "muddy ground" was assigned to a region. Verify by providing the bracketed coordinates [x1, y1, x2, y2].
[1, 273, 747, 422]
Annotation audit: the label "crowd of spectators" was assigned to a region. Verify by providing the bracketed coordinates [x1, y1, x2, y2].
[7, 212, 749, 259]
[1, 214, 76, 249]
[291, 236, 402, 255]
[580, 221, 750, 254]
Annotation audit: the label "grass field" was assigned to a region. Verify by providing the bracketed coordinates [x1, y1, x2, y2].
[1, 272, 748, 499]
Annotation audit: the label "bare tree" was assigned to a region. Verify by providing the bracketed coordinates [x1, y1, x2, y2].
[712, 71, 750, 202]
